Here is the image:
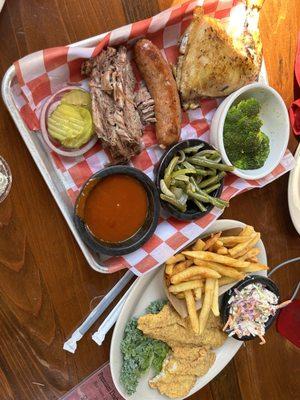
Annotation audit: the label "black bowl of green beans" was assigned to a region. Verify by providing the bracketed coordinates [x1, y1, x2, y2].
[155, 139, 234, 220]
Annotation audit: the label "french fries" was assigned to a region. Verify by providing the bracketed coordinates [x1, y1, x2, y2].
[203, 232, 221, 250]
[182, 251, 250, 269]
[166, 254, 185, 264]
[169, 280, 203, 293]
[192, 238, 206, 251]
[239, 225, 254, 236]
[165, 263, 174, 276]
[216, 247, 228, 255]
[194, 287, 202, 300]
[219, 276, 243, 286]
[211, 280, 220, 317]
[199, 278, 215, 334]
[172, 260, 193, 275]
[164, 225, 267, 335]
[193, 259, 244, 279]
[211, 240, 223, 252]
[219, 235, 250, 246]
[170, 266, 221, 284]
[242, 263, 269, 273]
[185, 290, 199, 333]
[228, 233, 260, 257]
[238, 247, 260, 261]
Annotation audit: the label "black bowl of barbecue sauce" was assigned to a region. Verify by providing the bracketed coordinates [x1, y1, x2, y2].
[74, 166, 160, 256]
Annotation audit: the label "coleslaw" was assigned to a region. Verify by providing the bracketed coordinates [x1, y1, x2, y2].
[224, 283, 279, 344]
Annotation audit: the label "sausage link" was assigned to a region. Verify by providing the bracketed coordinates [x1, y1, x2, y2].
[134, 39, 181, 148]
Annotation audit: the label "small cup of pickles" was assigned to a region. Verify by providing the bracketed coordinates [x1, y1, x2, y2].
[40, 87, 97, 157]
[155, 139, 234, 220]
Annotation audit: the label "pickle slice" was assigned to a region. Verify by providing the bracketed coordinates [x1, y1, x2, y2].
[61, 89, 91, 109]
[47, 103, 93, 149]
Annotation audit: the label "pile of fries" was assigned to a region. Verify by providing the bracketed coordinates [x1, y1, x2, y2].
[165, 225, 269, 334]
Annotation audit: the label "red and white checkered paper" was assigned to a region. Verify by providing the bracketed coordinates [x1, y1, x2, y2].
[12, 0, 295, 275]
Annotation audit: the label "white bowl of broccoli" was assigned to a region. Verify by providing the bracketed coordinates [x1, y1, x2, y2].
[210, 82, 290, 180]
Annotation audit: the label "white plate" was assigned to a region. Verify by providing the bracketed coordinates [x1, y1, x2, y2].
[110, 219, 268, 400]
[288, 143, 300, 235]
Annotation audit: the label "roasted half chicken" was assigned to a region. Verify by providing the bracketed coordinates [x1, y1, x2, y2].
[174, 1, 264, 109]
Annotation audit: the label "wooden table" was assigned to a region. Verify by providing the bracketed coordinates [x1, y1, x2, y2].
[0, 1, 299, 399]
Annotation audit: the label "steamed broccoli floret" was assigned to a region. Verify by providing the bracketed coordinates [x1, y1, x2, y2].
[236, 98, 261, 117]
[224, 98, 270, 170]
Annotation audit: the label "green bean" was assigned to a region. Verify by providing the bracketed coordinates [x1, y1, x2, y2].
[183, 144, 204, 154]
[198, 171, 226, 189]
[174, 175, 190, 182]
[193, 199, 206, 212]
[190, 176, 204, 195]
[171, 179, 186, 189]
[194, 149, 220, 158]
[197, 188, 229, 208]
[182, 161, 196, 170]
[171, 169, 197, 178]
[160, 194, 187, 212]
[187, 181, 196, 193]
[160, 179, 175, 197]
[187, 189, 208, 203]
[170, 186, 184, 199]
[171, 187, 188, 205]
[178, 150, 186, 163]
[187, 187, 228, 209]
[179, 193, 188, 205]
[209, 155, 222, 163]
[189, 177, 199, 191]
[195, 168, 216, 176]
[193, 168, 209, 176]
[203, 183, 221, 194]
[187, 157, 234, 171]
[164, 156, 179, 187]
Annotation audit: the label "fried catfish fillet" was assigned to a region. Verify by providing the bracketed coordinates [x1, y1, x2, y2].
[175, 2, 264, 108]
[138, 304, 226, 349]
[149, 346, 215, 398]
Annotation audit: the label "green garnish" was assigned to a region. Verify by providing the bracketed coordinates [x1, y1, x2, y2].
[224, 98, 270, 170]
[120, 300, 169, 395]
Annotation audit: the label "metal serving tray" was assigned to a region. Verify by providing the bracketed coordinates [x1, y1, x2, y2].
[1, 30, 268, 274]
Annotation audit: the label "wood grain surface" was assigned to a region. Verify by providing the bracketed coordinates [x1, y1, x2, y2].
[0, 1, 299, 399]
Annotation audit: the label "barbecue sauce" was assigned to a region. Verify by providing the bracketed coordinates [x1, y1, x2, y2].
[83, 174, 148, 243]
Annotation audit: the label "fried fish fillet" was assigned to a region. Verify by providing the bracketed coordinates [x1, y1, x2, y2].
[150, 370, 196, 399]
[149, 346, 215, 398]
[175, 2, 264, 108]
[138, 304, 226, 349]
[165, 346, 215, 376]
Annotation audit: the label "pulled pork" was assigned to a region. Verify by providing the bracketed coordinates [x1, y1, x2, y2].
[82, 46, 155, 163]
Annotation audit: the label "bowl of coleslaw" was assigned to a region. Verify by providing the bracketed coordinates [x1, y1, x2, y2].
[220, 275, 280, 343]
